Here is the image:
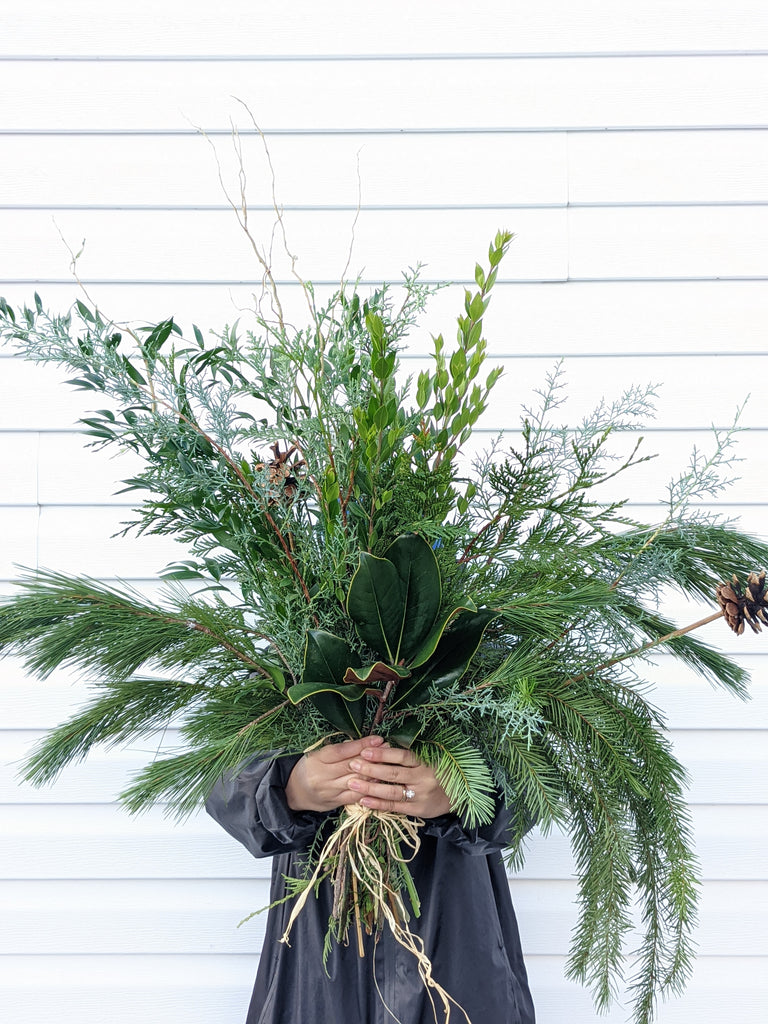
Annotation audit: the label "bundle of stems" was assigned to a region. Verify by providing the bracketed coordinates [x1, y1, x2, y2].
[1, 226, 766, 1024]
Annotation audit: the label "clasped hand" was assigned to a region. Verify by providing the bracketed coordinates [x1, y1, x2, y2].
[285, 735, 452, 819]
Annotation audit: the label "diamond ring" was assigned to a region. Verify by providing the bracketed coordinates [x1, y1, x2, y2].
[402, 787, 415, 802]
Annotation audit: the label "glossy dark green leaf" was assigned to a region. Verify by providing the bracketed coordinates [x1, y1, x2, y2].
[287, 681, 366, 737]
[391, 609, 498, 710]
[346, 552, 403, 662]
[346, 536, 442, 663]
[383, 534, 442, 660]
[387, 715, 424, 748]
[346, 535, 442, 662]
[408, 598, 477, 669]
[303, 630, 359, 687]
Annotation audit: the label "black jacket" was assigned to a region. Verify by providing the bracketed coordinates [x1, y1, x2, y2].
[206, 754, 536, 1024]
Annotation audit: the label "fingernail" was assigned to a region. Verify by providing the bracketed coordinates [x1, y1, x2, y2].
[349, 760, 362, 771]
[360, 797, 374, 807]
[362, 748, 375, 759]
[348, 778, 361, 790]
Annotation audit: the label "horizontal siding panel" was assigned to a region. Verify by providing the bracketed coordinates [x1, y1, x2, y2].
[4, 1, 768, 56]
[1, 57, 768, 132]
[5, 729, 766, 806]
[0, 507, 38, 576]
[36, 434, 144, 506]
[6, 129, 767, 209]
[0, 954, 258, 1024]
[0, 362, 96, 432]
[0, 953, 763, 1024]
[2, 206, 766, 289]
[569, 205, 768, 278]
[0, 207, 568, 283]
[569, 129, 768, 203]
[1, 877, 765, 957]
[527, 956, 768, 1024]
[1, 804, 765, 881]
[0, 432, 38, 504]
[0, 132, 568, 208]
[35, 505, 186, 577]
[3, 279, 768, 357]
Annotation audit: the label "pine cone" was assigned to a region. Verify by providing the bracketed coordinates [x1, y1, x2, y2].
[716, 572, 766, 634]
[716, 575, 748, 634]
[254, 442, 306, 503]
[745, 570, 768, 629]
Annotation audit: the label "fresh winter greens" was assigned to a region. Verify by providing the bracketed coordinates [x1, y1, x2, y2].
[1, 230, 765, 1024]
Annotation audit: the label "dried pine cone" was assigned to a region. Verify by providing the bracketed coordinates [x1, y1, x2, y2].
[254, 442, 306, 503]
[745, 570, 768, 629]
[716, 572, 768, 634]
[716, 575, 748, 634]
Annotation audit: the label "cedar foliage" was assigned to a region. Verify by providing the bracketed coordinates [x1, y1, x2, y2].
[1, 230, 766, 1023]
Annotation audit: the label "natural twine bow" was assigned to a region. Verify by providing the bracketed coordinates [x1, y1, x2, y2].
[280, 803, 471, 1024]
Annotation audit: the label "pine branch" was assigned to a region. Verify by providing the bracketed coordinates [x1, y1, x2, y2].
[413, 726, 497, 828]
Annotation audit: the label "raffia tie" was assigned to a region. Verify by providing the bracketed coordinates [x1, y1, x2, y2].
[280, 804, 471, 1024]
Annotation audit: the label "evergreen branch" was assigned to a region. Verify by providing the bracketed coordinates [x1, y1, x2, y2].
[0, 570, 276, 680]
[413, 727, 497, 828]
[20, 677, 206, 786]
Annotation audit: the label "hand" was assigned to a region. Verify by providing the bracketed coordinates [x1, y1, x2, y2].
[347, 744, 452, 819]
[285, 735, 386, 813]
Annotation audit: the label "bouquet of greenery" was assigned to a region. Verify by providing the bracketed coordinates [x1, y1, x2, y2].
[1, 229, 766, 1023]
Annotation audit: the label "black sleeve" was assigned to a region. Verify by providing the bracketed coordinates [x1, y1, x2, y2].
[205, 753, 330, 858]
[420, 792, 518, 855]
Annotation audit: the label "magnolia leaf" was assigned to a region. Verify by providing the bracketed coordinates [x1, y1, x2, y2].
[347, 534, 441, 662]
[387, 715, 424, 748]
[346, 552, 403, 662]
[303, 630, 360, 686]
[383, 534, 442, 660]
[286, 681, 366, 737]
[408, 597, 478, 669]
[342, 661, 411, 686]
[391, 608, 499, 710]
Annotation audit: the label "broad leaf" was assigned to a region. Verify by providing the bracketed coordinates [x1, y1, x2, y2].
[391, 609, 499, 710]
[408, 598, 477, 668]
[287, 681, 366, 737]
[383, 534, 442, 660]
[303, 630, 359, 686]
[346, 552, 404, 661]
[387, 715, 424, 748]
[342, 661, 411, 687]
[346, 534, 442, 662]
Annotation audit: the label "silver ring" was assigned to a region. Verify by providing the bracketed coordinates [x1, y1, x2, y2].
[402, 787, 415, 802]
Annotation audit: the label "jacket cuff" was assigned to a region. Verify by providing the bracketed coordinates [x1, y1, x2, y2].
[257, 754, 330, 848]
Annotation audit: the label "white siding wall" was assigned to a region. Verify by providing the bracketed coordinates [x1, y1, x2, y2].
[1, 3, 767, 1021]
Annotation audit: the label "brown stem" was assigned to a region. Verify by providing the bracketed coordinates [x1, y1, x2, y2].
[458, 509, 504, 564]
[351, 869, 365, 958]
[564, 610, 725, 687]
[236, 700, 290, 735]
[372, 679, 396, 729]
